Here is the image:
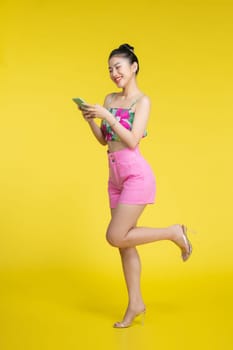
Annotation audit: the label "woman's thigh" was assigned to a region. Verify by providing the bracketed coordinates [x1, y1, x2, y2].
[107, 204, 146, 246]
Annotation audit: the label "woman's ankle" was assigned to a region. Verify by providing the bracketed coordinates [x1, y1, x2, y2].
[128, 299, 145, 311]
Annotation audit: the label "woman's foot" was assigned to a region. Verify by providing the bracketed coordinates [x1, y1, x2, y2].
[171, 224, 192, 262]
[113, 303, 146, 328]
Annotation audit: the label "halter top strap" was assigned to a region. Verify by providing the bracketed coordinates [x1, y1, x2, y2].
[108, 93, 144, 110]
[128, 95, 144, 109]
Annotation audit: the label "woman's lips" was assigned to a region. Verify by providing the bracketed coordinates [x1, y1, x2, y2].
[114, 77, 122, 84]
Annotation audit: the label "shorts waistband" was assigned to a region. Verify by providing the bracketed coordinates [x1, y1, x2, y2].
[107, 147, 140, 162]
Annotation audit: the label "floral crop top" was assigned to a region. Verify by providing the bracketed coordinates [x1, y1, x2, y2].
[100, 96, 147, 142]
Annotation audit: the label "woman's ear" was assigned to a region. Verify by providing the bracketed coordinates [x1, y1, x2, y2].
[132, 61, 138, 73]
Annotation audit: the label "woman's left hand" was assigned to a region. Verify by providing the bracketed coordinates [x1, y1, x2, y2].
[83, 104, 110, 120]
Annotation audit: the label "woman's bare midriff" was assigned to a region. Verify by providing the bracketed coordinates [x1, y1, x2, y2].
[107, 141, 131, 153]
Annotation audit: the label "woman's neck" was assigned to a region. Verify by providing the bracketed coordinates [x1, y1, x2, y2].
[121, 79, 141, 99]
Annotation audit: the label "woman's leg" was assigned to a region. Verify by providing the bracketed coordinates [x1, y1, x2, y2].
[111, 208, 145, 327]
[117, 247, 145, 327]
[108, 204, 191, 327]
[107, 204, 190, 256]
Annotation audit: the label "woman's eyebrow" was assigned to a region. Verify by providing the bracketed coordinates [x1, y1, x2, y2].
[108, 62, 121, 70]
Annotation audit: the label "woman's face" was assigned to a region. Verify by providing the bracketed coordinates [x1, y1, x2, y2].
[108, 55, 137, 88]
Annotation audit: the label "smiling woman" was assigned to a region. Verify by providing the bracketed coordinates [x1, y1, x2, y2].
[108, 44, 140, 83]
[1, 0, 233, 347]
[76, 43, 193, 328]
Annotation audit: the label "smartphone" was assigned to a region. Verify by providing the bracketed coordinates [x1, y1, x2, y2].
[72, 97, 88, 109]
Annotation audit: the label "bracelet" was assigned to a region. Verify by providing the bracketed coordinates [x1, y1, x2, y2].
[110, 120, 116, 128]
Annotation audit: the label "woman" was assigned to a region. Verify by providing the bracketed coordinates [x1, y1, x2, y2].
[78, 43, 192, 328]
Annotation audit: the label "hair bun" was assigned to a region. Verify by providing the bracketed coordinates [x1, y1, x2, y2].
[119, 43, 135, 53]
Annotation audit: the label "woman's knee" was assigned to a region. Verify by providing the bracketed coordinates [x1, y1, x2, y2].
[106, 228, 124, 248]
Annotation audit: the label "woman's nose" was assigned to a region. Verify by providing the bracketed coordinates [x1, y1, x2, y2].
[111, 68, 117, 77]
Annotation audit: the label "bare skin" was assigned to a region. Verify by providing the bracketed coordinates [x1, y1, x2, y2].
[109, 204, 190, 327]
[111, 208, 145, 328]
[78, 52, 192, 328]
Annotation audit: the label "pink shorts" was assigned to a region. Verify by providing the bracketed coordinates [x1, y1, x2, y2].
[107, 147, 156, 208]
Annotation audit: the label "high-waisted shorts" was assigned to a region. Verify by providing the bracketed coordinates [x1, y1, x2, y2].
[107, 147, 156, 208]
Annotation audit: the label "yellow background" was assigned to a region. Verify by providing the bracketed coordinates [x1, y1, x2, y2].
[0, 0, 232, 349]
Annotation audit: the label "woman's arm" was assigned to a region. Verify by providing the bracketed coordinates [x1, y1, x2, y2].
[86, 95, 151, 149]
[78, 94, 113, 146]
[86, 119, 107, 145]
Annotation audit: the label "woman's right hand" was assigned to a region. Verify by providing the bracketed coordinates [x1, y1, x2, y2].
[78, 105, 95, 123]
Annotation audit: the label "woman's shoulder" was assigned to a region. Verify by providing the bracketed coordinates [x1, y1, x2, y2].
[135, 94, 151, 109]
[140, 94, 151, 104]
[103, 92, 117, 107]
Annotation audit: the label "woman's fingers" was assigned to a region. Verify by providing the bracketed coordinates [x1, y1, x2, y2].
[82, 110, 95, 121]
[77, 103, 98, 120]
[84, 110, 95, 118]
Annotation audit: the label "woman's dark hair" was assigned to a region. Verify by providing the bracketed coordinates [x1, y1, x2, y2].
[108, 43, 140, 75]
